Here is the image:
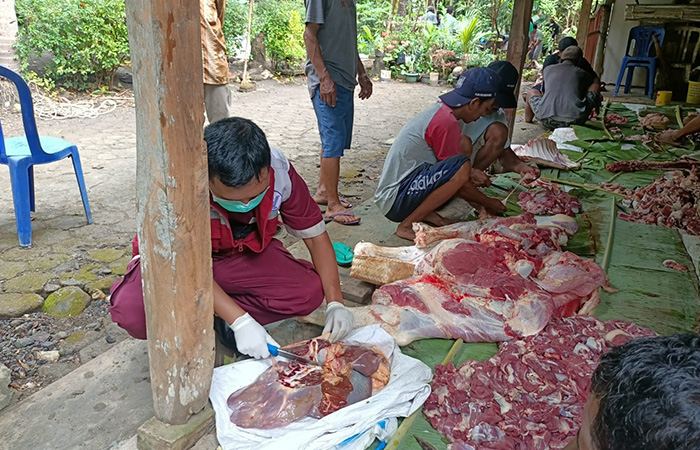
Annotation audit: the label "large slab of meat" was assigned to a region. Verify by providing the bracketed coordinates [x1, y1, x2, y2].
[304, 214, 609, 345]
[513, 138, 580, 170]
[424, 316, 656, 450]
[227, 338, 390, 429]
[517, 182, 581, 216]
[601, 166, 700, 235]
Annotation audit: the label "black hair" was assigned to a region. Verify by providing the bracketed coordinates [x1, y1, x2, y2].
[204, 117, 271, 188]
[533, 24, 538, 30]
[558, 36, 578, 52]
[447, 6, 454, 14]
[590, 334, 700, 450]
[427, 5, 435, 12]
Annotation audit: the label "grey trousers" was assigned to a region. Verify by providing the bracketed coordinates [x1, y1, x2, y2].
[204, 83, 233, 124]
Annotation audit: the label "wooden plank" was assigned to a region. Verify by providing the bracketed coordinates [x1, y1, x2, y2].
[626, 5, 700, 22]
[576, 0, 594, 53]
[505, 0, 534, 140]
[124, 0, 215, 425]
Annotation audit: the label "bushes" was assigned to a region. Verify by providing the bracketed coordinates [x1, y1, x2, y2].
[224, 0, 306, 70]
[15, 0, 129, 90]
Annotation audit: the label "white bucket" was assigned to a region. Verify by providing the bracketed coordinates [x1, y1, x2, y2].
[380, 70, 391, 82]
[429, 72, 439, 86]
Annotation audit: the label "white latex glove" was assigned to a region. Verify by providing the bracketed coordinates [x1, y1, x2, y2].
[229, 313, 279, 359]
[323, 302, 355, 343]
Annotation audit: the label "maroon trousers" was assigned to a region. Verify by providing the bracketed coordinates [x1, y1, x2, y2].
[109, 239, 324, 339]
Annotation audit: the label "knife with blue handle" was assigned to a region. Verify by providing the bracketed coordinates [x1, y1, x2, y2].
[267, 344, 318, 365]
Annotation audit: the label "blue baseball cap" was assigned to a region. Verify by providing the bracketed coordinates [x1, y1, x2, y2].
[440, 67, 500, 108]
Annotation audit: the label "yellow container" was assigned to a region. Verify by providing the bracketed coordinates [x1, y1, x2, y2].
[655, 90, 672, 106]
[687, 81, 700, 104]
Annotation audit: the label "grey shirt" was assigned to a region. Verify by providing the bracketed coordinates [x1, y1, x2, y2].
[537, 61, 593, 120]
[304, 0, 358, 98]
[374, 103, 443, 214]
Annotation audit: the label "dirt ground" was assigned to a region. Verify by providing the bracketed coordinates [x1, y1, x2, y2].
[0, 76, 545, 402]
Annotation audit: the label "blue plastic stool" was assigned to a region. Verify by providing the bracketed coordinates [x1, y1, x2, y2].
[0, 66, 93, 247]
[614, 26, 665, 99]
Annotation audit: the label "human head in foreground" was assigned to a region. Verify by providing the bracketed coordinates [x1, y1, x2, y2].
[565, 333, 700, 450]
[205, 117, 272, 210]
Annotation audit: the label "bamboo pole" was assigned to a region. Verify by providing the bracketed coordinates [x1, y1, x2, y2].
[601, 197, 617, 272]
[241, 0, 254, 86]
[540, 177, 627, 196]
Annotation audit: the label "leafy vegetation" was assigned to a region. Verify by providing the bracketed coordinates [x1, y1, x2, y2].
[14, 0, 129, 90]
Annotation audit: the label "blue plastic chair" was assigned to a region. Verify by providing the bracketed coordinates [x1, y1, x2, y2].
[0, 66, 93, 247]
[614, 26, 666, 99]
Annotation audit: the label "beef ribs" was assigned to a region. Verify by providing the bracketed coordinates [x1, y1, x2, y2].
[227, 338, 390, 429]
[423, 316, 656, 450]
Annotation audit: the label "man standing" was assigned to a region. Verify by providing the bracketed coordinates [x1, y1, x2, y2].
[201, 0, 233, 124]
[528, 24, 543, 62]
[303, 0, 372, 225]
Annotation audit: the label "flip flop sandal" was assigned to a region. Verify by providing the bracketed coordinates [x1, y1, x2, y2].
[324, 212, 361, 226]
[332, 242, 354, 267]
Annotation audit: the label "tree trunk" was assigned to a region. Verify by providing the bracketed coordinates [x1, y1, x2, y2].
[0, 0, 20, 71]
[397, 0, 408, 17]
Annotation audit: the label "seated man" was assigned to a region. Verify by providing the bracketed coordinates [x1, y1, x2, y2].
[525, 46, 601, 129]
[564, 333, 700, 450]
[459, 61, 540, 192]
[374, 67, 536, 240]
[109, 117, 354, 359]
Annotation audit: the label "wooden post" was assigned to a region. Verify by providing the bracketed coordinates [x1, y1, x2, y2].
[505, 0, 534, 140]
[594, 2, 613, 77]
[124, 0, 214, 425]
[241, 0, 254, 84]
[576, 0, 593, 53]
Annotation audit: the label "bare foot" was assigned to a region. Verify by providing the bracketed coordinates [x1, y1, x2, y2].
[395, 222, 416, 241]
[424, 211, 453, 227]
[313, 193, 352, 208]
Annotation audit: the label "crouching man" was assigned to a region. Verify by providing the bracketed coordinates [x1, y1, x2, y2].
[525, 46, 601, 129]
[109, 117, 354, 358]
[459, 61, 540, 194]
[374, 66, 537, 241]
[564, 334, 700, 450]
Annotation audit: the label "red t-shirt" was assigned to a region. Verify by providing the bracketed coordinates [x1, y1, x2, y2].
[424, 103, 463, 161]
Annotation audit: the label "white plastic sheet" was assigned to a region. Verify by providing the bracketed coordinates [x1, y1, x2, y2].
[210, 325, 432, 450]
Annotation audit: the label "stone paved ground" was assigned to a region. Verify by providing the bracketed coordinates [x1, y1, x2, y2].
[0, 77, 544, 405]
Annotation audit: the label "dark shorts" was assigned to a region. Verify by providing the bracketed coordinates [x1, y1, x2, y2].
[312, 85, 354, 158]
[386, 155, 470, 223]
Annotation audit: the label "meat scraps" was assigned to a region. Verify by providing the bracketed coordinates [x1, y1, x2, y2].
[424, 316, 656, 450]
[227, 338, 390, 429]
[303, 214, 609, 345]
[639, 113, 669, 130]
[601, 166, 700, 235]
[604, 113, 628, 125]
[606, 157, 700, 173]
[517, 182, 581, 216]
[663, 259, 689, 272]
[513, 138, 580, 170]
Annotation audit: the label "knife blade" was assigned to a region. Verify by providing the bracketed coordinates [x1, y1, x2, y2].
[267, 344, 318, 365]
